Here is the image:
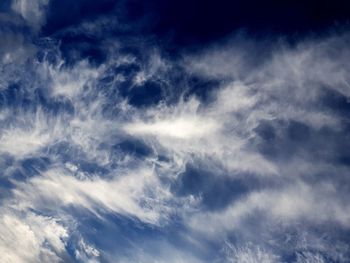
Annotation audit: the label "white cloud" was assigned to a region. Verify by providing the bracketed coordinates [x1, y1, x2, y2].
[13, 167, 170, 225]
[0, 32, 36, 66]
[124, 116, 218, 140]
[75, 238, 100, 263]
[186, 34, 350, 129]
[11, 0, 50, 31]
[0, 212, 68, 263]
[221, 242, 280, 263]
[295, 252, 326, 263]
[0, 26, 349, 262]
[0, 110, 63, 158]
[189, 180, 350, 237]
[107, 240, 204, 263]
[44, 60, 102, 99]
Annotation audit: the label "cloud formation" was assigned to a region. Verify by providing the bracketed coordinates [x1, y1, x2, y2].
[0, 1, 349, 261]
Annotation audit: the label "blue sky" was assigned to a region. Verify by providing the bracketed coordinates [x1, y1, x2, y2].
[0, 0, 350, 262]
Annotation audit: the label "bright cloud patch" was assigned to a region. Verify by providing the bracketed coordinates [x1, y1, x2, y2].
[124, 116, 218, 139]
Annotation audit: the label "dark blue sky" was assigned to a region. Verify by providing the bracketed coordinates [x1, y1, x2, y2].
[35, 0, 350, 55]
[0, 1, 350, 262]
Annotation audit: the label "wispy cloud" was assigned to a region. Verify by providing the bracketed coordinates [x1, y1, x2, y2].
[11, 0, 50, 31]
[0, 5, 349, 260]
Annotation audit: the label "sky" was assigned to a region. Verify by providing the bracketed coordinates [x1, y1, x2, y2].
[0, 0, 350, 262]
